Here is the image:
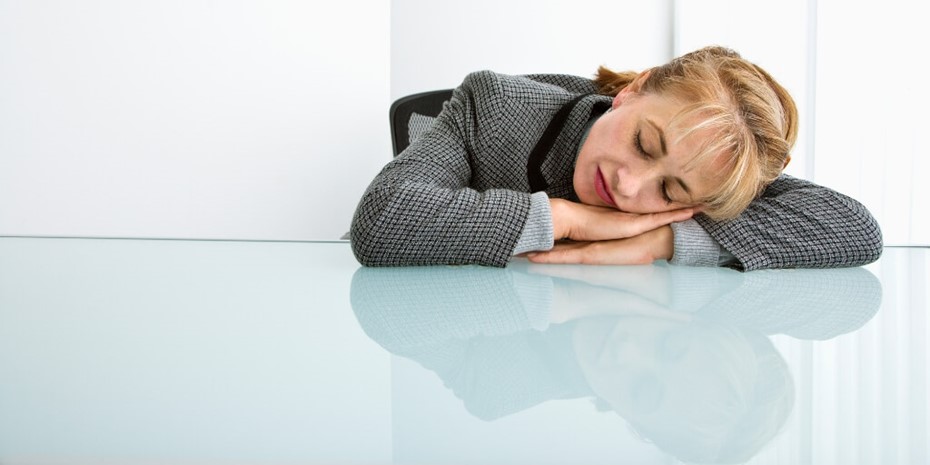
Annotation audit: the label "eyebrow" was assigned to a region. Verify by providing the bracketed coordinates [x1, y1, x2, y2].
[645, 118, 695, 202]
[645, 118, 667, 158]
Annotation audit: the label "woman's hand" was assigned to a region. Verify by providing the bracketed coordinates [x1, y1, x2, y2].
[527, 224, 675, 265]
[550, 198, 693, 242]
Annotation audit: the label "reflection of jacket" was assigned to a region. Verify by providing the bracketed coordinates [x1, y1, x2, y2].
[350, 266, 590, 420]
[350, 265, 882, 419]
[350, 71, 883, 269]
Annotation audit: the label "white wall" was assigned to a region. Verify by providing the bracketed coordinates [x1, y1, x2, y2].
[391, 0, 673, 100]
[814, 0, 930, 246]
[3, 0, 924, 244]
[0, 0, 391, 240]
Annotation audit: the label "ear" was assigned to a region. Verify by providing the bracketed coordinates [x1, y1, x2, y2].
[612, 69, 652, 109]
[611, 86, 630, 108]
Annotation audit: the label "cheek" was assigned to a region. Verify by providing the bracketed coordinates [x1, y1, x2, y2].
[585, 117, 627, 160]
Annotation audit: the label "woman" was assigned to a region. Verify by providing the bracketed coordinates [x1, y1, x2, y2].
[350, 46, 883, 269]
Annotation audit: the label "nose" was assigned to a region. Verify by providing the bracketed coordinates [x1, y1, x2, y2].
[615, 166, 645, 198]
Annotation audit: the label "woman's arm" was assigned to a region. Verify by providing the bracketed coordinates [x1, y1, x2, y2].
[695, 175, 883, 270]
[350, 71, 529, 267]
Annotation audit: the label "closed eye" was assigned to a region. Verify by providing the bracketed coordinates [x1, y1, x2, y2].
[633, 128, 649, 158]
[660, 180, 673, 205]
[634, 128, 676, 205]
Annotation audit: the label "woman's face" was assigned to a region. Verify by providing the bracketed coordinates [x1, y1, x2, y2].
[573, 316, 700, 416]
[574, 90, 728, 213]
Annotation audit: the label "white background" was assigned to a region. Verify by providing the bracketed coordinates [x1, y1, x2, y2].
[1, 0, 926, 244]
[0, 0, 391, 241]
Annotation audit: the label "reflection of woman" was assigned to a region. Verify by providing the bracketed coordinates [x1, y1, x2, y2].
[572, 315, 792, 464]
[350, 264, 881, 464]
[351, 46, 882, 269]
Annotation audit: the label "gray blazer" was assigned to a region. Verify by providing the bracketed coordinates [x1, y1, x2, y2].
[351, 71, 883, 270]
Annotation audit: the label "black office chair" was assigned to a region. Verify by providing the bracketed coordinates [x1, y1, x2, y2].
[389, 89, 453, 156]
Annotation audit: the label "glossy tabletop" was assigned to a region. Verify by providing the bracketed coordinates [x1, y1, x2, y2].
[0, 238, 927, 465]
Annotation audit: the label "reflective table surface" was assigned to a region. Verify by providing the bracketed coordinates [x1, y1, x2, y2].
[0, 238, 927, 465]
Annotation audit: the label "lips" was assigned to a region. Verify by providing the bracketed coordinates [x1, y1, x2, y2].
[595, 168, 617, 207]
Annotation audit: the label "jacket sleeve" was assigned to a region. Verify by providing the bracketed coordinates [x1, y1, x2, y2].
[350, 71, 533, 267]
[695, 175, 883, 271]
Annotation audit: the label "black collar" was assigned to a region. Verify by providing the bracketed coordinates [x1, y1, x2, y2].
[526, 94, 611, 193]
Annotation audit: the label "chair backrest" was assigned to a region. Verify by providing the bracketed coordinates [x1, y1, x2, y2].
[389, 89, 453, 156]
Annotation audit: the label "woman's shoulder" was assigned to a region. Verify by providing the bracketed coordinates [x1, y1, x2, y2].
[522, 73, 601, 95]
[459, 70, 598, 110]
[762, 173, 830, 196]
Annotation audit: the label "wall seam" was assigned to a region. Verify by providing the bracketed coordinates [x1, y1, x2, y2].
[805, 0, 818, 181]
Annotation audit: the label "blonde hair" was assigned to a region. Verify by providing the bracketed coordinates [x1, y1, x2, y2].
[594, 46, 798, 220]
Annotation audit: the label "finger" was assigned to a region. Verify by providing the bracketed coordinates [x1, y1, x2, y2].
[622, 208, 694, 236]
[560, 201, 691, 241]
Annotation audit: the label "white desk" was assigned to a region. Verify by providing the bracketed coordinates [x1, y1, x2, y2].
[0, 238, 926, 465]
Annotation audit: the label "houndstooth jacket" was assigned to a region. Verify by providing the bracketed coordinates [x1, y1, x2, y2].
[350, 71, 883, 270]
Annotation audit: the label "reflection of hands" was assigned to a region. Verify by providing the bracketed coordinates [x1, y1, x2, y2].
[550, 198, 692, 243]
[522, 261, 672, 302]
[519, 262, 686, 324]
[547, 278, 689, 324]
[527, 225, 675, 265]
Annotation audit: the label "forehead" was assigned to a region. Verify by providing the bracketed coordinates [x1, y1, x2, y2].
[637, 94, 733, 190]
[638, 93, 709, 143]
